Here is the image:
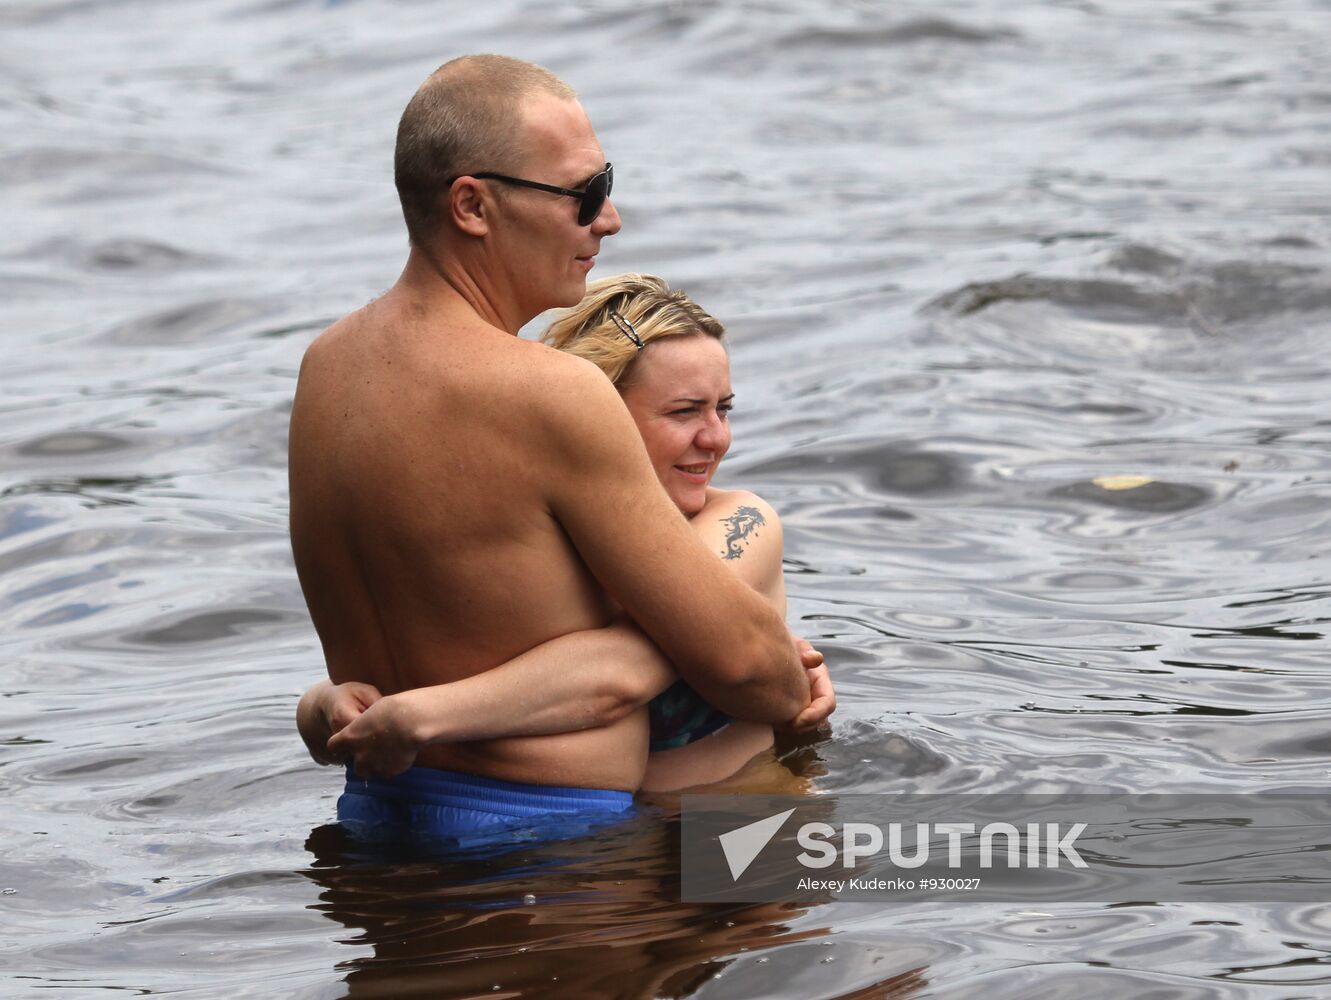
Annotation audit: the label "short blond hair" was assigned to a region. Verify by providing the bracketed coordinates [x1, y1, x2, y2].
[394, 55, 577, 249]
[542, 274, 726, 386]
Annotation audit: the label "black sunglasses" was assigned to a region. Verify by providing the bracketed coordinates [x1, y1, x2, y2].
[449, 163, 613, 226]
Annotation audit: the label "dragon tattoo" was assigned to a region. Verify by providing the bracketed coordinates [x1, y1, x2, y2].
[720, 505, 766, 560]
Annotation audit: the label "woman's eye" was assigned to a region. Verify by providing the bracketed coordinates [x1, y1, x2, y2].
[669, 407, 698, 416]
[718, 404, 733, 419]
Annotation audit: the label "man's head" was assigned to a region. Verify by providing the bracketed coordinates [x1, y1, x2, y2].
[395, 55, 621, 325]
[394, 54, 576, 250]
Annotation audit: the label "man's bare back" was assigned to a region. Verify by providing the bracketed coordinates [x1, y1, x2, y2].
[291, 289, 658, 788]
[290, 56, 807, 805]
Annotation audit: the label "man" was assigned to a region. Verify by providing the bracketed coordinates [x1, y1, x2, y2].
[290, 55, 820, 838]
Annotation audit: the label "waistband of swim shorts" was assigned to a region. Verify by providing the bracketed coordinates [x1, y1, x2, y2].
[343, 764, 633, 816]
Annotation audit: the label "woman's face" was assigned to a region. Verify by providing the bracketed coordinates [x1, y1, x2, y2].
[619, 334, 733, 517]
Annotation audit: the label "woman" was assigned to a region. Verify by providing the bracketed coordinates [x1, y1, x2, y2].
[299, 274, 832, 798]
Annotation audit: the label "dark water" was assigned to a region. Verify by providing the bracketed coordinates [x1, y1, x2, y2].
[4, 1, 1330, 996]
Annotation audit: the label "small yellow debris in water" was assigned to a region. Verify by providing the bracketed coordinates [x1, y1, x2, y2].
[1092, 475, 1154, 490]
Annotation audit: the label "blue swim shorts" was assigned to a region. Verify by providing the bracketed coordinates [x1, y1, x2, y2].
[337, 765, 634, 852]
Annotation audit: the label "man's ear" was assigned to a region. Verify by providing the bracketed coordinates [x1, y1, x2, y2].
[448, 178, 490, 237]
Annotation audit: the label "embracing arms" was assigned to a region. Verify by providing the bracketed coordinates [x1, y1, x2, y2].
[298, 358, 829, 773]
[300, 632, 829, 777]
[540, 360, 810, 718]
[299, 620, 677, 775]
[298, 491, 833, 776]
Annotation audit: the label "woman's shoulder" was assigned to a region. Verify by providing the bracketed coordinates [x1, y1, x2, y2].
[696, 489, 783, 564]
[700, 488, 781, 524]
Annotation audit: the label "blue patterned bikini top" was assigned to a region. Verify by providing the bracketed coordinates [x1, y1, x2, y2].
[647, 679, 731, 751]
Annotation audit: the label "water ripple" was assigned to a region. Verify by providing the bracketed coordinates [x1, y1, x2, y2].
[4, 0, 1331, 997]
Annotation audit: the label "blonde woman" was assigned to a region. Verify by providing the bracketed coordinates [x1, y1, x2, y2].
[299, 275, 832, 836]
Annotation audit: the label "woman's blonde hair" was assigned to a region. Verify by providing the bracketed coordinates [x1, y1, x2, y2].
[541, 273, 725, 387]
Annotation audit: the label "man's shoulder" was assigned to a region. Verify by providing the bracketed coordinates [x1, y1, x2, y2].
[297, 302, 378, 372]
[517, 343, 621, 411]
[511, 337, 599, 373]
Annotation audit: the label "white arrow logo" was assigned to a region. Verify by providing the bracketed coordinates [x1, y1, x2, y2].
[718, 808, 797, 881]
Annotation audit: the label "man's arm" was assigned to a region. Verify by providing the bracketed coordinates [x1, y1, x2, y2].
[691, 491, 835, 734]
[786, 653, 835, 735]
[306, 489, 831, 775]
[538, 358, 808, 721]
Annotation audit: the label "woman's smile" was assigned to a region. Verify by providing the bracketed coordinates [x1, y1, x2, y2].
[619, 335, 734, 516]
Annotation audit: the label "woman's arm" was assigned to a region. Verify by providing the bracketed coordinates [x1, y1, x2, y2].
[690, 490, 835, 732]
[303, 491, 831, 775]
[691, 490, 786, 610]
[306, 625, 829, 777]
[669, 491, 797, 719]
[310, 620, 680, 776]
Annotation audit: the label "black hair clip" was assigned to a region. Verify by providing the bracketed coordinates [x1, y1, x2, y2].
[608, 308, 645, 350]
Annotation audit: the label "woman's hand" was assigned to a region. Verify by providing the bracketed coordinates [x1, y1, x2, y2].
[325, 681, 383, 732]
[326, 693, 423, 779]
[297, 680, 383, 765]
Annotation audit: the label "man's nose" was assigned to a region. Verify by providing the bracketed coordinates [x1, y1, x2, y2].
[593, 196, 622, 236]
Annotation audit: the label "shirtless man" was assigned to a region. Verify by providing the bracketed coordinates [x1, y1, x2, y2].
[289, 55, 812, 839]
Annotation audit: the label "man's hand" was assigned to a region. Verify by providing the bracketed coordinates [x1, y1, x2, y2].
[325, 694, 422, 779]
[781, 638, 835, 735]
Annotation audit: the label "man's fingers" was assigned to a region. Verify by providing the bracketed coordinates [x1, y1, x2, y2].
[796, 663, 836, 730]
[798, 697, 830, 729]
[794, 637, 824, 669]
[787, 702, 830, 734]
[775, 651, 835, 735]
[782, 692, 835, 735]
[808, 676, 836, 721]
